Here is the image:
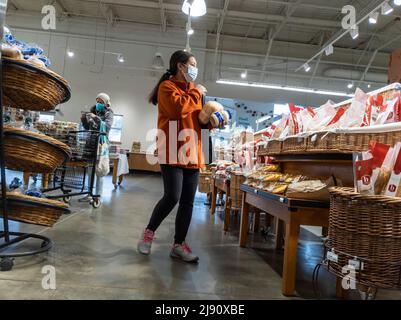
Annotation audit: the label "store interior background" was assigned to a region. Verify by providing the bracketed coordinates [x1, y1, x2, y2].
[5, 1, 389, 150]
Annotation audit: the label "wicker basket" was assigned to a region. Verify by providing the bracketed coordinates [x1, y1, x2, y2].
[307, 130, 401, 154]
[281, 136, 307, 154]
[199, 172, 213, 193]
[4, 126, 71, 173]
[0, 193, 70, 227]
[2, 57, 71, 111]
[326, 187, 401, 289]
[229, 173, 246, 210]
[258, 139, 282, 156]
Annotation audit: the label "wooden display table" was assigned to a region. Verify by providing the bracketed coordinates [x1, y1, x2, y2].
[240, 185, 329, 296]
[128, 152, 160, 172]
[111, 157, 124, 187]
[210, 177, 230, 224]
[240, 153, 354, 296]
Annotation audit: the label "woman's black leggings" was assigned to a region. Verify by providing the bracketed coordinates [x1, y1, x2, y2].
[147, 164, 199, 244]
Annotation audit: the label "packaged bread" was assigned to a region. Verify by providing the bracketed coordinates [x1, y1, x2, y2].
[369, 141, 394, 195]
[272, 183, 288, 194]
[262, 173, 282, 182]
[354, 152, 374, 194]
[384, 142, 401, 197]
[199, 101, 224, 125]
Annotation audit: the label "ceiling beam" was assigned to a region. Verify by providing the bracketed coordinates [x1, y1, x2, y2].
[259, 0, 303, 81]
[308, 33, 325, 87]
[213, 0, 230, 79]
[79, 0, 340, 29]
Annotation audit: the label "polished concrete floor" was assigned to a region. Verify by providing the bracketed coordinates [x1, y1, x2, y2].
[0, 172, 400, 300]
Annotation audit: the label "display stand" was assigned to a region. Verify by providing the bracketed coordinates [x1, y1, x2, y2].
[0, 1, 52, 271]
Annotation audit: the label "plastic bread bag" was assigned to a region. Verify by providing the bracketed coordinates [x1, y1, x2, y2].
[272, 114, 289, 139]
[288, 103, 304, 135]
[340, 88, 369, 128]
[298, 107, 315, 133]
[374, 97, 400, 125]
[363, 94, 386, 126]
[307, 101, 337, 132]
[325, 107, 346, 130]
[368, 141, 393, 195]
[353, 151, 374, 194]
[384, 142, 401, 197]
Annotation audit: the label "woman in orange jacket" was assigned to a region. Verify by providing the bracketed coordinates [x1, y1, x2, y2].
[137, 50, 208, 263]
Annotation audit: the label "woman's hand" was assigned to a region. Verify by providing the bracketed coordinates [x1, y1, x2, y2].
[196, 84, 207, 96]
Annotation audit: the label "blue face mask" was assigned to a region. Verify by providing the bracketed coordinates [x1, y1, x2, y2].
[184, 64, 198, 82]
[96, 102, 105, 112]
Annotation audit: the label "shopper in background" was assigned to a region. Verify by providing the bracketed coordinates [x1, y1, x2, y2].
[80, 93, 114, 201]
[137, 50, 207, 263]
[81, 93, 114, 135]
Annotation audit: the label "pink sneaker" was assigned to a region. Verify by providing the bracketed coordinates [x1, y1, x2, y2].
[137, 229, 154, 255]
[170, 242, 199, 263]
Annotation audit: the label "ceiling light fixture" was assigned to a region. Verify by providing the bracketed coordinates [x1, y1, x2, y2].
[325, 44, 334, 56]
[347, 82, 354, 89]
[117, 54, 125, 63]
[382, 2, 394, 15]
[67, 50, 74, 58]
[367, 83, 371, 88]
[350, 26, 359, 39]
[303, 63, 311, 72]
[182, 0, 207, 17]
[216, 79, 354, 97]
[241, 70, 247, 79]
[393, 0, 401, 7]
[369, 11, 379, 24]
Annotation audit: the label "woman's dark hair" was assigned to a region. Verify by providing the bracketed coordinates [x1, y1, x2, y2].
[148, 50, 194, 105]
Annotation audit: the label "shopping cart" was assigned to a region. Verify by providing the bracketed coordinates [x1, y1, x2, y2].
[42, 130, 105, 208]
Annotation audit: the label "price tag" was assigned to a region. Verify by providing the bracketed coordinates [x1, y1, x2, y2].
[348, 259, 364, 270]
[327, 250, 338, 263]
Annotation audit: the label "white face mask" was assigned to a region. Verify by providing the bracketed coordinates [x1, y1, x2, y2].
[184, 64, 198, 82]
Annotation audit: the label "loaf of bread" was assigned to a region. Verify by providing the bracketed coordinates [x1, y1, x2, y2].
[198, 101, 224, 125]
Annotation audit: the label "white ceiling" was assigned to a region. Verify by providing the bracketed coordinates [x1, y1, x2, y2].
[5, 0, 401, 88]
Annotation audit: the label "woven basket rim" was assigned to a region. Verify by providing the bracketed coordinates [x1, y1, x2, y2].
[2, 192, 70, 212]
[2, 57, 71, 104]
[329, 186, 401, 204]
[4, 125, 72, 157]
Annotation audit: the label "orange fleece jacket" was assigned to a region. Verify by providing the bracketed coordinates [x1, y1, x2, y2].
[156, 78, 208, 169]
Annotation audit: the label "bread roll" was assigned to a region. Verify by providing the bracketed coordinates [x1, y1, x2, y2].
[1, 46, 23, 59]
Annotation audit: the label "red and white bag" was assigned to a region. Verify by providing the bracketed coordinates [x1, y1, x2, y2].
[354, 151, 374, 194]
[340, 88, 369, 128]
[384, 142, 401, 197]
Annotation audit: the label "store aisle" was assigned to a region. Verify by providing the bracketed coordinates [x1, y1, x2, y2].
[0, 173, 288, 300]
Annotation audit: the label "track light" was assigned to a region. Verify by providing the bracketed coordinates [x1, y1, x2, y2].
[187, 28, 194, 35]
[182, 0, 207, 17]
[325, 44, 334, 56]
[67, 50, 74, 58]
[117, 54, 125, 63]
[394, 0, 401, 6]
[367, 83, 371, 88]
[350, 26, 359, 39]
[382, 2, 394, 15]
[369, 11, 379, 24]
[241, 70, 247, 79]
[303, 63, 311, 72]
[347, 82, 354, 89]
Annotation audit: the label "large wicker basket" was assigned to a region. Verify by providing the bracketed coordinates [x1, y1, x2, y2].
[198, 172, 213, 193]
[0, 193, 70, 227]
[307, 130, 401, 154]
[4, 126, 71, 173]
[326, 187, 401, 289]
[281, 136, 307, 154]
[229, 172, 246, 210]
[2, 57, 71, 111]
[258, 139, 282, 155]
